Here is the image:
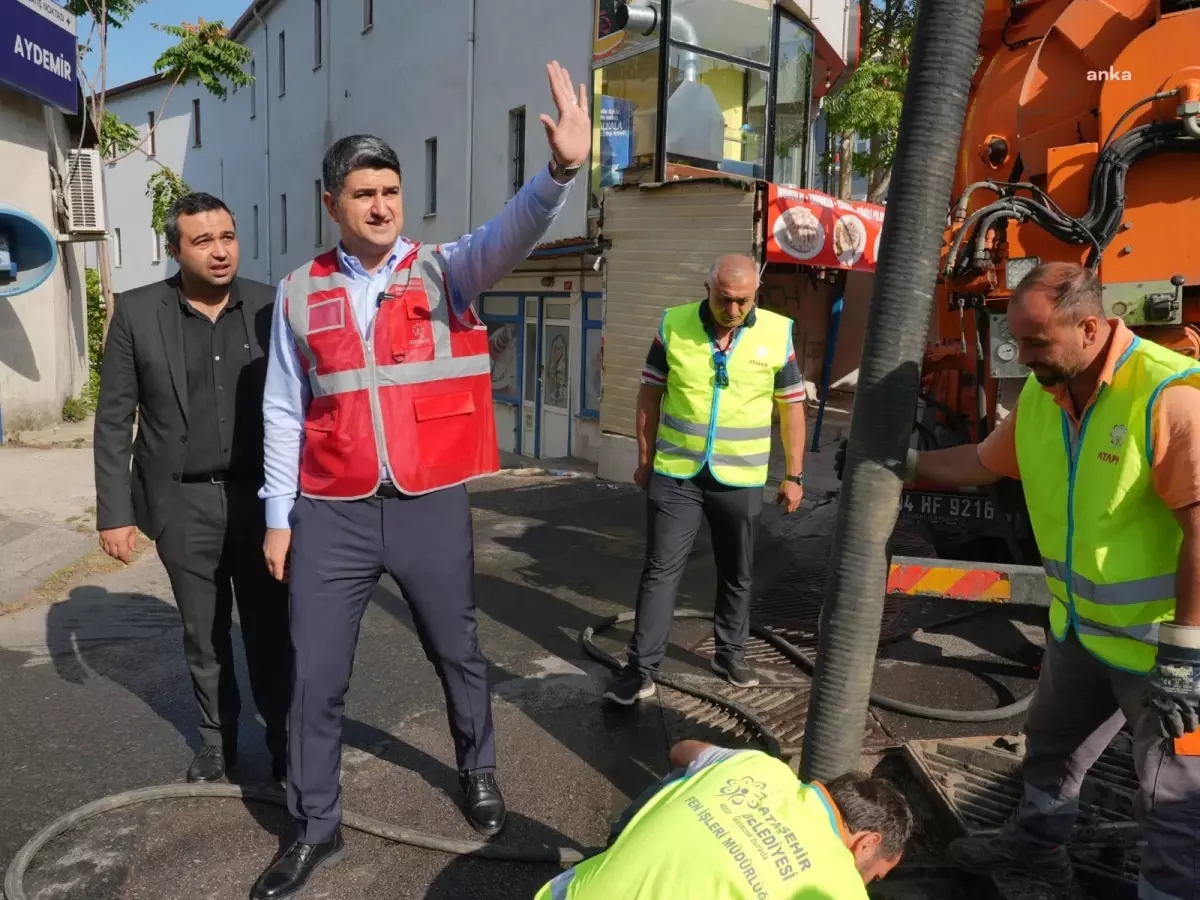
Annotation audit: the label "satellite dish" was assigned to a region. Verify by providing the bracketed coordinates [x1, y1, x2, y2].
[0, 205, 59, 298]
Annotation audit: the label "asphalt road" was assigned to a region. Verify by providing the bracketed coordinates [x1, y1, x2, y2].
[0, 475, 716, 900]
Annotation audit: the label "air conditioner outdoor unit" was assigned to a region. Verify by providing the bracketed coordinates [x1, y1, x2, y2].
[64, 149, 106, 234]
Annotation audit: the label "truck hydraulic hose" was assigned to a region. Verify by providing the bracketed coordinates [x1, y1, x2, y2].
[799, 0, 989, 785]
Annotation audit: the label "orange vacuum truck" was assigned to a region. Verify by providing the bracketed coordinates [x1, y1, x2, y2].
[892, 0, 1200, 586]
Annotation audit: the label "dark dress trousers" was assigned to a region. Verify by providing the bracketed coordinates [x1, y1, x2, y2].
[93, 273, 292, 757]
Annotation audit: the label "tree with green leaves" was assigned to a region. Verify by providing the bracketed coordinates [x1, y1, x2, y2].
[820, 0, 917, 202]
[68, 2, 252, 333]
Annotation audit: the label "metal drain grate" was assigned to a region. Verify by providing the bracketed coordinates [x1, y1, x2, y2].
[658, 678, 895, 759]
[903, 733, 1141, 887]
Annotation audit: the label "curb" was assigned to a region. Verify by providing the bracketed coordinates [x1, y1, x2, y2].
[497, 467, 598, 479]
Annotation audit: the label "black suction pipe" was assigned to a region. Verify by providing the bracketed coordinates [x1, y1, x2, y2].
[799, 0, 988, 783]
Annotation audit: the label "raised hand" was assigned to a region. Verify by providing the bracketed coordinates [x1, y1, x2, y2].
[540, 60, 591, 169]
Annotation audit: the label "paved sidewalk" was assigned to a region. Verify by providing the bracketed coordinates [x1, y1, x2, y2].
[0, 446, 98, 609]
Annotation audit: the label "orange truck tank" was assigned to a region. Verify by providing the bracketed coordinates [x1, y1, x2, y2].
[899, 0, 1200, 563]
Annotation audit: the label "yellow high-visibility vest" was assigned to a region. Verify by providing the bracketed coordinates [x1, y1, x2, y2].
[654, 302, 792, 488]
[1015, 336, 1200, 672]
[534, 750, 868, 900]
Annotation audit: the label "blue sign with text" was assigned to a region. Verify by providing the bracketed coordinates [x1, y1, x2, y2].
[0, 0, 79, 114]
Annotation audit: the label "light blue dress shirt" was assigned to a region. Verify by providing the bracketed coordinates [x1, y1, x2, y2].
[260, 164, 573, 529]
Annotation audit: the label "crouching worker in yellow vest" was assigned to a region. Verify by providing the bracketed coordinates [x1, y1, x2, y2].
[534, 741, 912, 899]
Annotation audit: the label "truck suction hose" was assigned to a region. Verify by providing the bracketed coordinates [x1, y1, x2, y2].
[5, 603, 1032, 899]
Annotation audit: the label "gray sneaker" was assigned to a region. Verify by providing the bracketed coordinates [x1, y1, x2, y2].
[711, 655, 760, 687]
[947, 834, 1074, 885]
[603, 666, 656, 706]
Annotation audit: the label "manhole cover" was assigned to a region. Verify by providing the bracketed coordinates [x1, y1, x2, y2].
[658, 677, 894, 760]
[903, 734, 1140, 888]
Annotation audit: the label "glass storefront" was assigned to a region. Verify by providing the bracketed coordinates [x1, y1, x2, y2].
[589, 0, 816, 205]
[666, 47, 769, 178]
[772, 16, 815, 186]
[590, 50, 660, 208]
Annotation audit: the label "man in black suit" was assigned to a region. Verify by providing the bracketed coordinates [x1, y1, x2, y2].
[93, 192, 291, 784]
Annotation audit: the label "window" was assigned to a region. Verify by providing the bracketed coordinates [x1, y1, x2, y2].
[313, 0, 322, 68]
[250, 59, 257, 118]
[363, 0, 373, 31]
[425, 138, 437, 216]
[580, 294, 604, 418]
[479, 294, 521, 404]
[112, 227, 122, 267]
[590, 49, 659, 209]
[771, 16, 815, 187]
[147, 110, 156, 155]
[191, 98, 201, 146]
[669, 0, 772, 65]
[253, 204, 260, 258]
[314, 179, 323, 246]
[509, 107, 526, 197]
[280, 194, 288, 254]
[151, 228, 162, 264]
[278, 31, 286, 96]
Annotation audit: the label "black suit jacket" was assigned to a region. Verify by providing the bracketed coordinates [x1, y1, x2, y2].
[93, 274, 276, 538]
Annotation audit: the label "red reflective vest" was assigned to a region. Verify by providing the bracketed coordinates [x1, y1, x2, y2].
[282, 243, 498, 498]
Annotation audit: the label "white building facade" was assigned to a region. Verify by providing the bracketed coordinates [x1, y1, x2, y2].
[100, 0, 855, 462]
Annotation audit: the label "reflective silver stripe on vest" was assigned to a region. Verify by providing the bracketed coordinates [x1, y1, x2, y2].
[310, 355, 492, 397]
[660, 414, 772, 441]
[655, 437, 770, 468]
[545, 868, 575, 900]
[1041, 557, 1175, 607]
[1074, 615, 1160, 646]
[412, 244, 453, 358]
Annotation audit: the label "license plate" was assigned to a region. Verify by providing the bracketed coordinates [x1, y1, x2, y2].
[900, 491, 995, 525]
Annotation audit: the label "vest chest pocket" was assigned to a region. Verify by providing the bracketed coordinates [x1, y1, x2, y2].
[383, 289, 436, 362]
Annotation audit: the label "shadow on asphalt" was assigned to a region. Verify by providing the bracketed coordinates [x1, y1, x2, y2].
[44, 584, 290, 851]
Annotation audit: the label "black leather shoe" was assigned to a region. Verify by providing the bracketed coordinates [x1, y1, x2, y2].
[249, 831, 345, 899]
[460, 771, 506, 837]
[187, 746, 234, 783]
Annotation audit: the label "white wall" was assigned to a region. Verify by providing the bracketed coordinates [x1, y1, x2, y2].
[471, 0, 593, 240]
[0, 86, 89, 431]
[100, 0, 594, 295]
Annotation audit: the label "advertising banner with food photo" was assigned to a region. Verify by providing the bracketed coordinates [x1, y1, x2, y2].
[765, 184, 886, 272]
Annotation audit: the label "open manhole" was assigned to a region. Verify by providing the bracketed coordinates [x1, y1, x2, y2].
[903, 733, 1140, 889]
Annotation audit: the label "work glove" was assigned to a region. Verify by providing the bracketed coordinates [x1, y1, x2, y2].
[1145, 623, 1200, 740]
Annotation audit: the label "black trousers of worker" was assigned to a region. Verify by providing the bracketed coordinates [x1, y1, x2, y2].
[154, 479, 292, 758]
[287, 485, 495, 844]
[627, 470, 763, 674]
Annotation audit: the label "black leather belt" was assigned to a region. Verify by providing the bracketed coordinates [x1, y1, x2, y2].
[374, 482, 402, 499]
[180, 471, 252, 484]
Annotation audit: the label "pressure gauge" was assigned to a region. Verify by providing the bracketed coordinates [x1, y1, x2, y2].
[996, 341, 1017, 362]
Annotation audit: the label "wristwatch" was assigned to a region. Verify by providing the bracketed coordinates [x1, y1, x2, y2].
[549, 158, 582, 183]
[784, 473, 805, 485]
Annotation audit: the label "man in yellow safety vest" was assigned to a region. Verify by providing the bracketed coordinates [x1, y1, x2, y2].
[604, 254, 810, 705]
[533, 740, 912, 899]
[843, 262, 1200, 897]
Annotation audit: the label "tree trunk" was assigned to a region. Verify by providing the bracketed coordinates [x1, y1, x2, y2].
[99, 238, 116, 341]
[867, 132, 889, 202]
[867, 168, 891, 204]
[838, 132, 855, 200]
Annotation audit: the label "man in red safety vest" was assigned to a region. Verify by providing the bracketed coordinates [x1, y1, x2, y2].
[249, 61, 591, 900]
